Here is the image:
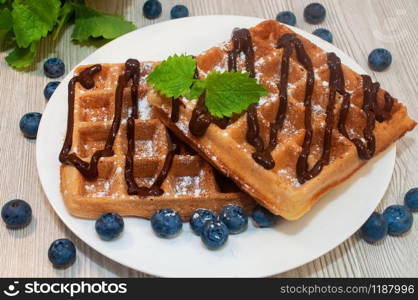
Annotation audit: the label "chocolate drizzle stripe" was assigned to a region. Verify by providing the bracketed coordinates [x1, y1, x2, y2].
[60, 59, 176, 196]
[123, 60, 177, 197]
[375, 91, 394, 122]
[189, 57, 230, 136]
[171, 98, 182, 122]
[223, 28, 275, 168]
[187, 27, 394, 184]
[59, 64, 120, 181]
[338, 74, 379, 160]
[171, 58, 200, 123]
[297, 53, 340, 183]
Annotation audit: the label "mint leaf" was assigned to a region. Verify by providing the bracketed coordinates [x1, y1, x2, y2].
[187, 80, 206, 100]
[204, 72, 268, 118]
[0, 8, 12, 44]
[52, 1, 74, 40]
[72, 4, 135, 42]
[12, 0, 60, 48]
[6, 41, 38, 69]
[147, 55, 197, 99]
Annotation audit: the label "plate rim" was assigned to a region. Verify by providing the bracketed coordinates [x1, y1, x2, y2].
[36, 15, 396, 277]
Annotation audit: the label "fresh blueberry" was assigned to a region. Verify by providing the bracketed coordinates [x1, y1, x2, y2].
[19, 112, 42, 139]
[48, 239, 76, 268]
[43, 58, 65, 78]
[251, 205, 279, 228]
[151, 209, 182, 238]
[383, 205, 413, 236]
[312, 28, 333, 43]
[190, 209, 216, 236]
[276, 11, 296, 26]
[360, 212, 388, 243]
[368, 48, 392, 71]
[171, 5, 189, 19]
[1, 199, 32, 229]
[143, 0, 162, 20]
[304, 3, 326, 24]
[201, 219, 229, 250]
[95, 213, 124, 241]
[43, 81, 60, 100]
[405, 188, 418, 212]
[219, 204, 248, 234]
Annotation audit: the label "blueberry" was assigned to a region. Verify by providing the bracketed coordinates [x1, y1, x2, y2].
[19, 112, 42, 139]
[368, 48, 392, 71]
[383, 205, 413, 236]
[151, 209, 182, 238]
[95, 213, 124, 241]
[190, 209, 216, 236]
[405, 188, 418, 212]
[1, 199, 32, 229]
[251, 205, 279, 228]
[171, 5, 189, 19]
[276, 11, 296, 26]
[312, 28, 333, 43]
[43, 58, 65, 78]
[201, 219, 229, 250]
[219, 204, 248, 234]
[43, 81, 60, 100]
[360, 212, 388, 243]
[48, 239, 76, 268]
[143, 0, 162, 20]
[304, 3, 326, 24]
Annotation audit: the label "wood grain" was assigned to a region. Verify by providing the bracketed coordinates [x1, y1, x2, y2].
[0, 0, 417, 277]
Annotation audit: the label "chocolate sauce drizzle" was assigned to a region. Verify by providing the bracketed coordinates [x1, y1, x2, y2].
[123, 59, 177, 197]
[171, 56, 200, 123]
[224, 28, 274, 168]
[60, 59, 176, 195]
[188, 55, 229, 137]
[187, 29, 394, 184]
[59, 64, 117, 181]
[337, 73, 392, 161]
[296, 53, 339, 183]
[170, 98, 183, 122]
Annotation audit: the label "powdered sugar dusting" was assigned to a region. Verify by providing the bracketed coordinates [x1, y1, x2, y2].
[138, 97, 152, 120]
[214, 64, 227, 73]
[255, 57, 265, 67]
[277, 169, 301, 188]
[136, 140, 154, 156]
[174, 175, 202, 197]
[177, 121, 189, 135]
[258, 93, 276, 106]
[312, 104, 323, 115]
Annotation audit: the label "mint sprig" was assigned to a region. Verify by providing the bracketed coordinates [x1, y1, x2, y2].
[1, 0, 136, 69]
[147, 55, 197, 99]
[71, 4, 136, 42]
[202, 71, 267, 118]
[147, 55, 268, 118]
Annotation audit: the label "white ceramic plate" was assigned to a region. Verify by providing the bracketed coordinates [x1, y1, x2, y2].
[36, 16, 395, 277]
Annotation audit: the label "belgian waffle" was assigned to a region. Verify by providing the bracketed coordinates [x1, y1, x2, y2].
[60, 61, 255, 220]
[148, 20, 416, 220]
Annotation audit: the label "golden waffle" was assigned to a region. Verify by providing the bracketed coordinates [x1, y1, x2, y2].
[60, 62, 255, 220]
[148, 20, 416, 220]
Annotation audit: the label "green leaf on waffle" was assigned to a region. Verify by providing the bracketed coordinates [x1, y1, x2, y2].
[147, 54, 197, 99]
[203, 71, 268, 118]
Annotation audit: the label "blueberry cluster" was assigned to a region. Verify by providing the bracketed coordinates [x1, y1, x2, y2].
[1, 199, 77, 269]
[360, 189, 417, 243]
[149, 204, 279, 250]
[276, 3, 332, 44]
[276, 3, 392, 70]
[20, 58, 66, 140]
[143, 1, 190, 20]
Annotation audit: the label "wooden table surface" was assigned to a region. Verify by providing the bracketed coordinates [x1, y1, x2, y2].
[0, 0, 417, 278]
